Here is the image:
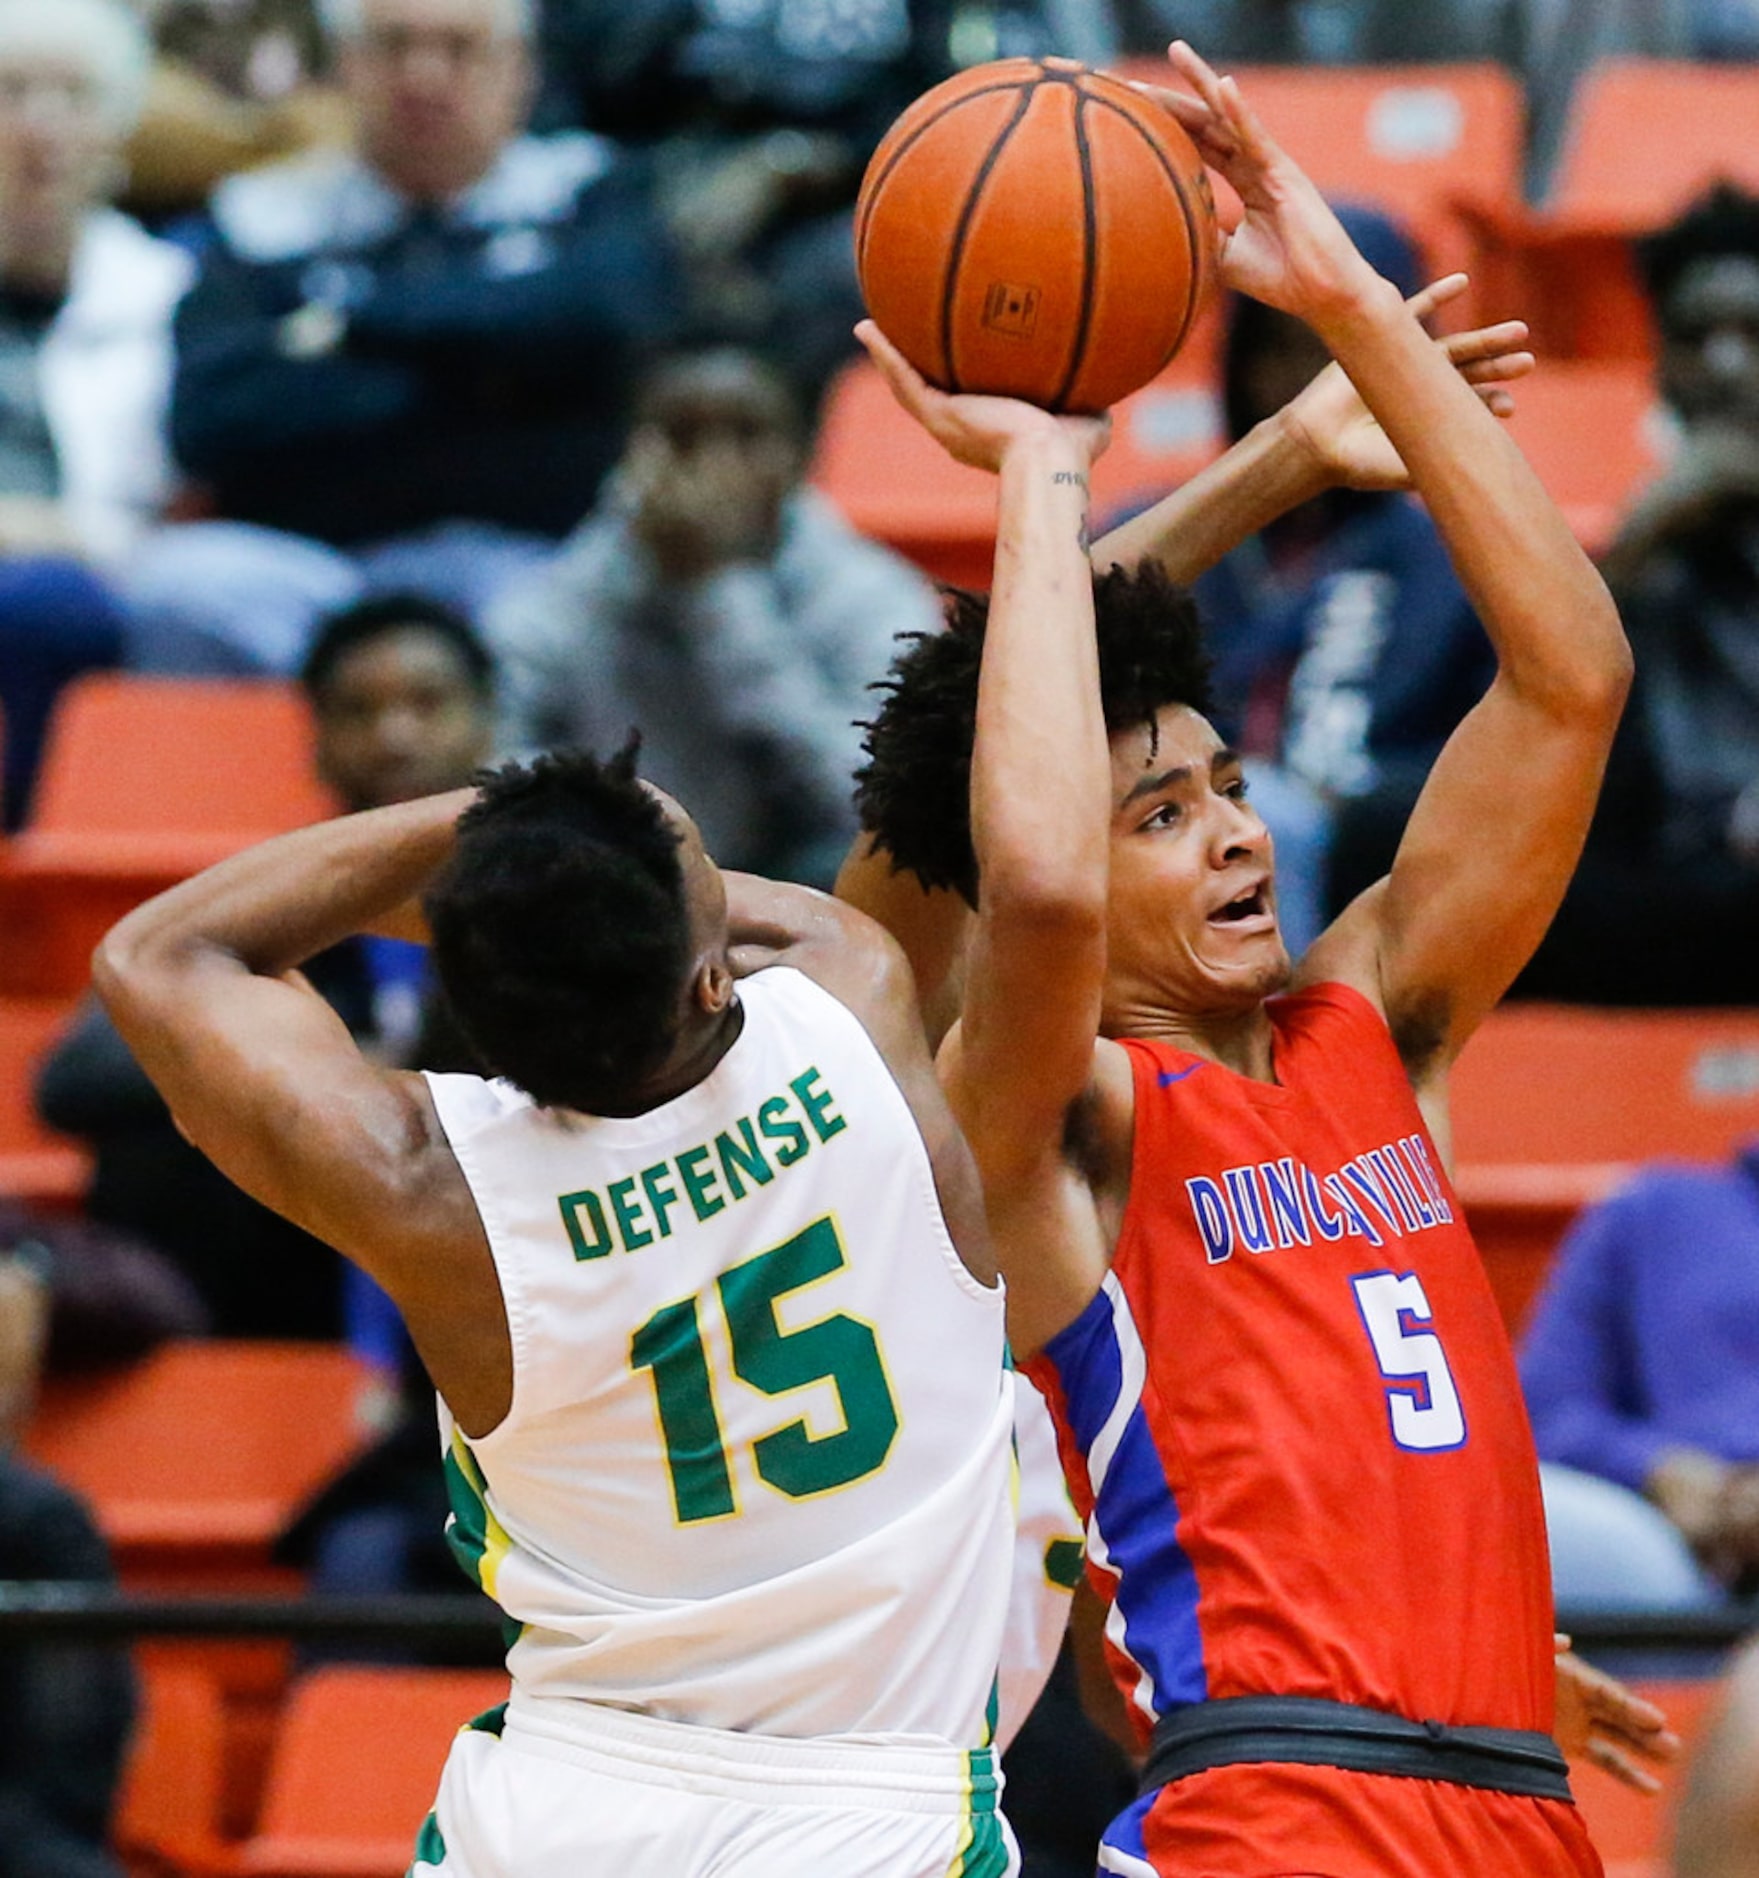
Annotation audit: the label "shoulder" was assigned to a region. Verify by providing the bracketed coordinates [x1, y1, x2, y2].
[208, 148, 391, 261]
[460, 132, 622, 228]
[67, 209, 193, 311]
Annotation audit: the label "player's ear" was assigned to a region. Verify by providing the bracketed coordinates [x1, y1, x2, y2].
[691, 958, 735, 1017]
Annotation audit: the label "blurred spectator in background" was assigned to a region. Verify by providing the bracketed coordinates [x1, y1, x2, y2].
[35, 593, 493, 1339]
[1672, 1634, 1759, 1878]
[122, 0, 350, 223]
[530, 0, 962, 398]
[0, 0, 192, 826]
[489, 344, 941, 886]
[1517, 183, 1759, 1004]
[1518, 1143, 1759, 1614]
[121, 0, 682, 676]
[1189, 205, 1494, 957]
[0, 1254, 136, 1878]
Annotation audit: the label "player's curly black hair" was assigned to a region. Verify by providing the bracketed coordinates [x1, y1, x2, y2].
[854, 561, 1212, 907]
[1637, 182, 1759, 321]
[423, 744, 692, 1113]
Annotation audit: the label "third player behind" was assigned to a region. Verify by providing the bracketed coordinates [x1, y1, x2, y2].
[854, 42, 1631, 1878]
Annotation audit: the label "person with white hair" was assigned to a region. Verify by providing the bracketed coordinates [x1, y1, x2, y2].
[120, 0, 683, 676]
[0, 0, 194, 823]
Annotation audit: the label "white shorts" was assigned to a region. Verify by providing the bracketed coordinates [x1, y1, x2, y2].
[410, 1695, 1020, 1878]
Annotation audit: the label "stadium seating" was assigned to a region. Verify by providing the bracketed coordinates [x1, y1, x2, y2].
[1115, 60, 1525, 289]
[23, 1340, 378, 1592]
[1547, 61, 1759, 234]
[812, 304, 1227, 589]
[1500, 360, 1667, 556]
[116, 1654, 236, 1877]
[0, 676, 336, 997]
[1463, 60, 1759, 363]
[1453, 1006, 1759, 1333]
[237, 1665, 509, 1878]
[0, 993, 88, 1204]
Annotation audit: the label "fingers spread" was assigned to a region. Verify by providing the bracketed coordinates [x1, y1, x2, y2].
[1407, 274, 1470, 320]
[1588, 1738, 1665, 1796]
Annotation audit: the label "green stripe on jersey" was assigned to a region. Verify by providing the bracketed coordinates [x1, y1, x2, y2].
[944, 1746, 1011, 1877]
[408, 1811, 445, 1873]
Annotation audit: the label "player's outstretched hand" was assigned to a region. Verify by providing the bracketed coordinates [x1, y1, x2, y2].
[1282, 275, 1536, 491]
[854, 320, 1111, 475]
[1140, 43, 1386, 331]
[1553, 1636, 1682, 1795]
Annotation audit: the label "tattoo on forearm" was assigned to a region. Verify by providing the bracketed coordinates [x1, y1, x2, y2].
[1051, 471, 1089, 489]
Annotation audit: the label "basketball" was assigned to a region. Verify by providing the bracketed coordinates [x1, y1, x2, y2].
[855, 57, 1219, 414]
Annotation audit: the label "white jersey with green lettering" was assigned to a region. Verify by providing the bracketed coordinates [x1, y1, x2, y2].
[423, 965, 1015, 1749]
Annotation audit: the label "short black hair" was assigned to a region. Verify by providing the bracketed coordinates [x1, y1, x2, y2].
[300, 593, 496, 704]
[423, 746, 692, 1113]
[855, 562, 1212, 906]
[1637, 183, 1759, 321]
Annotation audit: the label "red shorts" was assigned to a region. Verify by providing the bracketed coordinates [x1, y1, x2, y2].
[1101, 1762, 1605, 1877]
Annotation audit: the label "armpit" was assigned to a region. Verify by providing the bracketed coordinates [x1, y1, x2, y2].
[1390, 987, 1453, 1082]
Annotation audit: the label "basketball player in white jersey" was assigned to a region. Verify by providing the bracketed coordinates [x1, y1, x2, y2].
[93, 745, 1019, 1878]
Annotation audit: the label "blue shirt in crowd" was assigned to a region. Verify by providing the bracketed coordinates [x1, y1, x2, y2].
[1519, 1146, 1759, 1493]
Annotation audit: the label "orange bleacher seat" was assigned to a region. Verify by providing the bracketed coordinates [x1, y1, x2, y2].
[1502, 359, 1667, 555]
[116, 1655, 237, 1877]
[1548, 61, 1759, 236]
[23, 1340, 377, 1592]
[1466, 61, 1759, 362]
[1116, 60, 1525, 299]
[0, 676, 337, 996]
[239, 1666, 509, 1878]
[1453, 1006, 1759, 1333]
[813, 307, 1226, 587]
[0, 993, 88, 1204]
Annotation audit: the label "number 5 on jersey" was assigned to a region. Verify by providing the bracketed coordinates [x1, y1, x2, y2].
[1350, 1270, 1467, 1452]
[631, 1216, 900, 1522]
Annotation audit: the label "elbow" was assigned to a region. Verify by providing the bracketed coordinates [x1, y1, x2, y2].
[90, 901, 188, 1024]
[90, 915, 148, 1020]
[1525, 594, 1634, 731]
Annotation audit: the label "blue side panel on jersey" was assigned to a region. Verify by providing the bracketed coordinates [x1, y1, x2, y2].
[1039, 1286, 1208, 1713]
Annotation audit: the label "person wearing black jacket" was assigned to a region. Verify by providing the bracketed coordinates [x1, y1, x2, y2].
[124, 0, 684, 676]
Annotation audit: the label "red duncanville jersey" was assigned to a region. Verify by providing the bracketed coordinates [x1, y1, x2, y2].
[1023, 983, 1557, 1747]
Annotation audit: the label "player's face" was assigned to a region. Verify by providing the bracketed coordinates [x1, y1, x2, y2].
[1102, 704, 1291, 1025]
[645, 784, 729, 966]
[313, 626, 494, 811]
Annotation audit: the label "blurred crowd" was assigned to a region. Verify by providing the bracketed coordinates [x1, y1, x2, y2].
[0, 0, 1758, 1870]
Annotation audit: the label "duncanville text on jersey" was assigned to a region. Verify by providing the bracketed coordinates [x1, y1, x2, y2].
[1186, 1133, 1454, 1264]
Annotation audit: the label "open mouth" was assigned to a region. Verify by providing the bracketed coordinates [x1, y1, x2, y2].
[1209, 884, 1270, 927]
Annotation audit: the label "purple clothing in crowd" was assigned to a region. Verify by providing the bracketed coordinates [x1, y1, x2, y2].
[1519, 1146, 1759, 1493]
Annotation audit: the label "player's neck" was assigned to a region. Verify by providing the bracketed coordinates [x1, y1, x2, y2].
[593, 998, 748, 1117]
[1115, 1001, 1280, 1084]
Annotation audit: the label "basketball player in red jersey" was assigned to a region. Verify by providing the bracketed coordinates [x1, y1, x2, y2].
[853, 42, 1633, 1878]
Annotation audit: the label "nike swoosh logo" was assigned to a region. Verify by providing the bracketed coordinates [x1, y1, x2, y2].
[1158, 1064, 1204, 1086]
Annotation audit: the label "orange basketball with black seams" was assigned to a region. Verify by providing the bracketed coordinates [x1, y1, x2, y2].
[855, 57, 1219, 414]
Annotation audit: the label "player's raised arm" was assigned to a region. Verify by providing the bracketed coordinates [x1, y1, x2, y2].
[1091, 275, 1534, 581]
[1158, 45, 1630, 1073]
[90, 792, 509, 1428]
[855, 323, 1117, 1351]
